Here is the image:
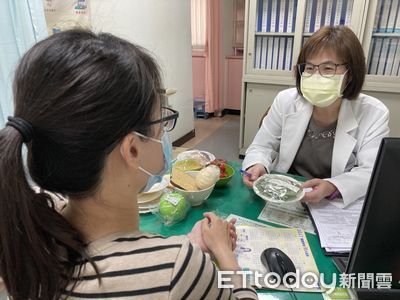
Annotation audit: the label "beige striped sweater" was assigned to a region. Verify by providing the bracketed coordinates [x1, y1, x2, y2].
[64, 231, 258, 299]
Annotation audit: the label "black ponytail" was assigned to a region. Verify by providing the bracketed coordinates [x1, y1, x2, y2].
[0, 30, 162, 299]
[0, 126, 94, 299]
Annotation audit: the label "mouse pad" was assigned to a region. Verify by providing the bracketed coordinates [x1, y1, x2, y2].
[235, 226, 324, 292]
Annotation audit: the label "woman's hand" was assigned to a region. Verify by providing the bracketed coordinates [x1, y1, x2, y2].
[187, 220, 209, 252]
[301, 179, 337, 203]
[188, 216, 237, 253]
[228, 218, 237, 250]
[242, 164, 267, 188]
[201, 212, 240, 271]
[201, 212, 233, 255]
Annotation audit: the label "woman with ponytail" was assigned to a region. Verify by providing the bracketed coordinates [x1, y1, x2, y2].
[0, 30, 257, 299]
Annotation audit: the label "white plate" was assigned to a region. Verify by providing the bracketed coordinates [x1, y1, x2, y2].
[176, 150, 216, 164]
[139, 208, 155, 214]
[139, 204, 159, 212]
[138, 190, 162, 204]
[139, 202, 159, 209]
[140, 176, 170, 195]
[139, 197, 161, 208]
[139, 203, 160, 214]
[253, 174, 305, 203]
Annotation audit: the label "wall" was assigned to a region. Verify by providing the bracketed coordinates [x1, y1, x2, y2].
[90, 0, 194, 142]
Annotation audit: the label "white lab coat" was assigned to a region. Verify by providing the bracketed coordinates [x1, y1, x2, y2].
[242, 88, 390, 208]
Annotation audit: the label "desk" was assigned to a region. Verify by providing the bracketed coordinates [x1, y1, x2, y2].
[140, 162, 340, 299]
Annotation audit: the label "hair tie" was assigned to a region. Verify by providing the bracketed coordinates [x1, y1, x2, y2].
[6, 116, 34, 143]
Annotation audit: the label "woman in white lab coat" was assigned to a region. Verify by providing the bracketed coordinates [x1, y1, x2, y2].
[242, 26, 389, 208]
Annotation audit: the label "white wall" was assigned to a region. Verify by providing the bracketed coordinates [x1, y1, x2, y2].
[90, 0, 194, 142]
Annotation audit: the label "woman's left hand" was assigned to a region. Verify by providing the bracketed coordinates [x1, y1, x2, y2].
[301, 179, 337, 203]
[188, 216, 237, 253]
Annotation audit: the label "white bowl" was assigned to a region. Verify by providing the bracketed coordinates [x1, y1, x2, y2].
[172, 171, 215, 206]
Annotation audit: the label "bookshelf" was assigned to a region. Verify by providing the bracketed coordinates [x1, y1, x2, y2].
[244, 0, 367, 78]
[365, 0, 400, 79]
[239, 0, 400, 156]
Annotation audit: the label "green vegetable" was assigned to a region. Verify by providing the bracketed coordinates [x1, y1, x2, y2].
[159, 192, 188, 224]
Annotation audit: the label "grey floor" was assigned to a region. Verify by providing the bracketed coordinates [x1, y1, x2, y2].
[193, 115, 242, 163]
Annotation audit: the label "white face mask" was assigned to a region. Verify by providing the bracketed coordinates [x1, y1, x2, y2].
[300, 72, 347, 107]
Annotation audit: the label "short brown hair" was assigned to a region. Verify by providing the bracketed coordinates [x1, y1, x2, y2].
[294, 26, 366, 100]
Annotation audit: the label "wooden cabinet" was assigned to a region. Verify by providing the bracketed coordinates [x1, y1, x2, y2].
[233, 0, 246, 54]
[225, 55, 244, 110]
[192, 51, 206, 101]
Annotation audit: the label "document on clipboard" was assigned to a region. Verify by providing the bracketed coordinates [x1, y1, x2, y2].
[235, 226, 323, 292]
[307, 199, 363, 255]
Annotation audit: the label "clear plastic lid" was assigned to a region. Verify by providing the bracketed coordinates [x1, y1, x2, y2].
[176, 150, 215, 165]
[253, 174, 305, 203]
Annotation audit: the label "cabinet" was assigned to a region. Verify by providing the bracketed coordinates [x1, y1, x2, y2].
[363, 0, 400, 80]
[233, 0, 246, 55]
[242, 83, 290, 147]
[239, 0, 400, 156]
[192, 51, 206, 101]
[225, 55, 244, 110]
[225, 0, 245, 110]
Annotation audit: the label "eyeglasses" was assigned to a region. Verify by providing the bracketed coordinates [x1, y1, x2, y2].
[297, 62, 347, 78]
[104, 90, 179, 154]
[143, 106, 179, 132]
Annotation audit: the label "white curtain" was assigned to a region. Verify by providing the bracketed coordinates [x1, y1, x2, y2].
[0, 0, 47, 127]
[191, 0, 206, 49]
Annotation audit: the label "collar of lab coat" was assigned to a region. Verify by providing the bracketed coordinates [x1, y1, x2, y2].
[280, 96, 359, 177]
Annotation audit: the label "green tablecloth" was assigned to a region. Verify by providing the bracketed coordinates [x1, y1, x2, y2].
[140, 162, 340, 299]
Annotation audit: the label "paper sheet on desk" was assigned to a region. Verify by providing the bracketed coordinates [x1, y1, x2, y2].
[258, 201, 316, 234]
[307, 199, 363, 253]
[226, 214, 272, 228]
[235, 226, 323, 292]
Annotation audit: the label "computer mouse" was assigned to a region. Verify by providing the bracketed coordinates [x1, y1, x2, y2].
[260, 248, 296, 284]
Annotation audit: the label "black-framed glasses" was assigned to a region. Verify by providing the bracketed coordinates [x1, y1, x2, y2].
[144, 106, 179, 132]
[297, 62, 347, 78]
[104, 107, 178, 154]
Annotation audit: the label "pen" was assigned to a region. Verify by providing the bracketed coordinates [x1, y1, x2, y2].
[240, 169, 252, 178]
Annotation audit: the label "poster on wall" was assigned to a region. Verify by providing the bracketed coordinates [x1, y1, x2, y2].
[43, 0, 91, 35]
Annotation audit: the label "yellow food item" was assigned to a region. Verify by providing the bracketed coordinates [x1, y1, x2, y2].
[171, 167, 198, 191]
[173, 159, 203, 171]
[195, 165, 220, 190]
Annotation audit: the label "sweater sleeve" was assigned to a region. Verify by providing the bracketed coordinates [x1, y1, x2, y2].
[168, 238, 258, 299]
